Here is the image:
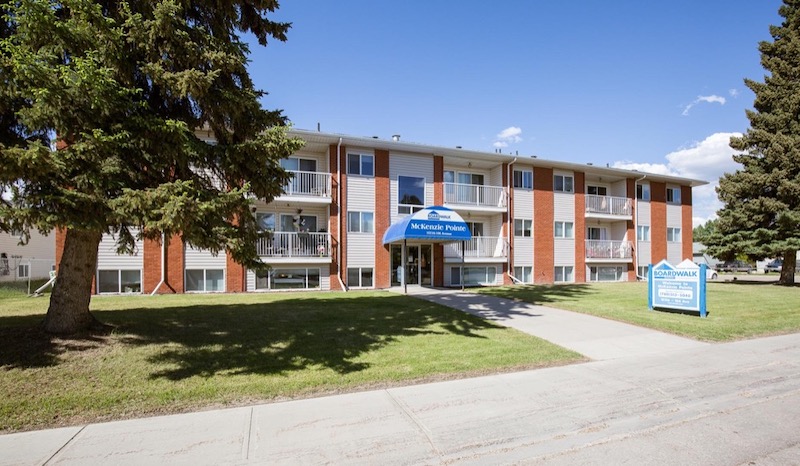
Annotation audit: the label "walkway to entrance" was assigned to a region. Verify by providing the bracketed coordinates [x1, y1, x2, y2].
[391, 286, 708, 360]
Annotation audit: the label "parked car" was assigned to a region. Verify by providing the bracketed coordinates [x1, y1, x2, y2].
[719, 260, 753, 273]
[764, 259, 782, 273]
[706, 268, 718, 280]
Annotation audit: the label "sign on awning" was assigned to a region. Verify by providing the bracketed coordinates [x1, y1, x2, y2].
[382, 206, 472, 244]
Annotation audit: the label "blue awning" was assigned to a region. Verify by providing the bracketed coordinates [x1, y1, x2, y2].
[382, 206, 472, 244]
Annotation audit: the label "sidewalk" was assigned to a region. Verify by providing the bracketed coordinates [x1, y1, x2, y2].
[3, 290, 799, 465]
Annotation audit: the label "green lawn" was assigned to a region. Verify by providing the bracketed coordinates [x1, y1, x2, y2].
[0, 289, 582, 433]
[476, 281, 800, 342]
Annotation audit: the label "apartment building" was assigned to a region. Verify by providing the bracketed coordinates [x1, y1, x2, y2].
[63, 129, 705, 294]
[1, 230, 56, 282]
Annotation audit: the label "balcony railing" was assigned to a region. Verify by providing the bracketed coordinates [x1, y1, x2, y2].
[443, 236, 507, 259]
[282, 170, 331, 198]
[444, 183, 506, 208]
[585, 195, 632, 216]
[256, 232, 331, 258]
[585, 240, 633, 260]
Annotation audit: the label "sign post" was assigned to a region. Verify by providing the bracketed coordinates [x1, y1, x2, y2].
[648, 259, 708, 318]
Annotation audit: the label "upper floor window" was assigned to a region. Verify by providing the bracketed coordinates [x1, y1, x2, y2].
[513, 169, 533, 190]
[587, 185, 608, 196]
[637, 225, 650, 241]
[667, 227, 682, 242]
[667, 187, 681, 204]
[281, 157, 316, 172]
[465, 222, 484, 236]
[514, 219, 532, 237]
[636, 183, 650, 201]
[554, 174, 574, 193]
[347, 153, 374, 177]
[398, 175, 425, 214]
[347, 211, 374, 233]
[554, 221, 574, 238]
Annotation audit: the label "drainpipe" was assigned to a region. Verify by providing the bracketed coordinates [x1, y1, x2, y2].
[507, 157, 517, 284]
[336, 137, 348, 291]
[634, 174, 647, 280]
[150, 232, 165, 296]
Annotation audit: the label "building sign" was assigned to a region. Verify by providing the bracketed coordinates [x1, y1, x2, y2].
[382, 206, 472, 244]
[648, 259, 708, 318]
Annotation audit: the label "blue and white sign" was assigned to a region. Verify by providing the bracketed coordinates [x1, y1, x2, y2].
[382, 206, 472, 244]
[648, 259, 708, 318]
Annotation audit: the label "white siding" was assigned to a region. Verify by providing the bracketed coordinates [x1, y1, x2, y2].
[0, 231, 55, 280]
[610, 179, 627, 198]
[292, 150, 329, 173]
[637, 201, 651, 225]
[553, 192, 575, 221]
[611, 222, 629, 241]
[347, 235, 375, 268]
[667, 243, 683, 264]
[554, 239, 575, 266]
[489, 165, 503, 187]
[390, 152, 434, 223]
[97, 232, 143, 269]
[513, 187, 534, 218]
[513, 238, 534, 266]
[347, 176, 375, 211]
[184, 245, 226, 269]
[666, 204, 682, 227]
[638, 243, 652, 267]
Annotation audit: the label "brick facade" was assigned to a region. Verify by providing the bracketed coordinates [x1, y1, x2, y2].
[375, 149, 391, 289]
[533, 168, 555, 283]
[573, 171, 586, 283]
[627, 178, 637, 281]
[433, 156, 445, 287]
[681, 185, 694, 261]
[329, 143, 343, 290]
[650, 181, 667, 264]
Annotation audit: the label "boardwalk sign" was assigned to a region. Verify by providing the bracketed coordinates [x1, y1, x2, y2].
[648, 259, 708, 318]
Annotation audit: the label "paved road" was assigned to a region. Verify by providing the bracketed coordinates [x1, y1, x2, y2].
[2, 290, 800, 465]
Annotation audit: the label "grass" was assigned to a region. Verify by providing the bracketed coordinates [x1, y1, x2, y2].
[476, 281, 800, 342]
[0, 289, 582, 433]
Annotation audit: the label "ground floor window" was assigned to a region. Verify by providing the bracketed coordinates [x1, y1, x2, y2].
[451, 266, 496, 286]
[637, 265, 649, 279]
[17, 263, 29, 279]
[98, 269, 142, 293]
[590, 266, 625, 282]
[255, 268, 321, 290]
[514, 266, 533, 283]
[347, 267, 373, 288]
[554, 266, 574, 283]
[185, 269, 225, 292]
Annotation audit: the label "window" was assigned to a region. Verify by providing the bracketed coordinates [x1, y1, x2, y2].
[514, 266, 533, 283]
[17, 263, 29, 279]
[514, 219, 532, 237]
[513, 169, 533, 189]
[667, 227, 682, 242]
[347, 153, 374, 176]
[587, 185, 608, 196]
[98, 269, 142, 293]
[256, 213, 275, 232]
[667, 187, 681, 204]
[554, 221, 574, 238]
[256, 268, 321, 290]
[281, 214, 317, 232]
[347, 268, 373, 288]
[637, 225, 650, 241]
[280, 157, 316, 172]
[347, 211, 374, 233]
[185, 269, 224, 292]
[638, 266, 649, 278]
[636, 183, 650, 201]
[555, 266, 574, 283]
[398, 175, 425, 214]
[465, 222, 484, 236]
[554, 174, 574, 193]
[451, 266, 496, 286]
[590, 266, 625, 282]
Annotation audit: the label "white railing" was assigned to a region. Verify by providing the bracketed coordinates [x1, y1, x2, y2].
[256, 232, 331, 258]
[282, 170, 331, 197]
[443, 236, 507, 259]
[585, 240, 633, 260]
[585, 195, 632, 216]
[444, 183, 506, 208]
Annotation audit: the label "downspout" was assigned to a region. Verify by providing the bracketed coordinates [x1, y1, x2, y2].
[336, 137, 348, 291]
[634, 174, 647, 280]
[507, 157, 518, 284]
[150, 232, 165, 296]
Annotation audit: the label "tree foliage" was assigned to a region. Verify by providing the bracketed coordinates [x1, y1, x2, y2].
[0, 0, 303, 332]
[692, 219, 717, 245]
[706, 0, 800, 284]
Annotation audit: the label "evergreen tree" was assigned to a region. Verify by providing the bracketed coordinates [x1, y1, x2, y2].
[0, 1, 303, 333]
[707, 0, 800, 285]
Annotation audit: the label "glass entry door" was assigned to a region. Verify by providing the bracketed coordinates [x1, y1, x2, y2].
[390, 244, 433, 287]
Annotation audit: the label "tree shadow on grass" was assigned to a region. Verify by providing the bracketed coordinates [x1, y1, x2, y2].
[0, 294, 503, 379]
[0, 319, 114, 369]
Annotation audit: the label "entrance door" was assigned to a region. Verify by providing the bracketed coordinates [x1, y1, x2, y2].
[390, 244, 434, 287]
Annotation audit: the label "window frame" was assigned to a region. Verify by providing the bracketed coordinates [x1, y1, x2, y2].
[397, 175, 426, 214]
[513, 169, 533, 190]
[450, 266, 497, 286]
[97, 269, 143, 294]
[185, 268, 225, 293]
[17, 263, 29, 279]
[513, 266, 533, 283]
[347, 211, 374, 233]
[667, 227, 682, 242]
[637, 225, 650, 241]
[554, 221, 575, 239]
[554, 266, 574, 283]
[636, 183, 651, 201]
[347, 267, 374, 288]
[347, 153, 374, 177]
[666, 186, 681, 204]
[514, 219, 533, 237]
[554, 174, 574, 193]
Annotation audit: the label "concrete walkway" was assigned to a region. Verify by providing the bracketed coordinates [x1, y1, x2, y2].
[3, 289, 800, 465]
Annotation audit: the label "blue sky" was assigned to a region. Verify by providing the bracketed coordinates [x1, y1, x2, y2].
[247, 1, 784, 225]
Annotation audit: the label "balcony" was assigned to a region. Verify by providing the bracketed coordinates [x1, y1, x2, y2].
[585, 195, 632, 220]
[444, 183, 507, 213]
[585, 240, 633, 263]
[443, 236, 508, 263]
[274, 170, 332, 205]
[256, 232, 332, 263]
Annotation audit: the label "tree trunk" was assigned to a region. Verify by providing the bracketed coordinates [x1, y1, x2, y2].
[42, 229, 103, 334]
[779, 249, 796, 286]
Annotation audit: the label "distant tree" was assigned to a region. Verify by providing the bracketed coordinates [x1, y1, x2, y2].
[0, 1, 303, 334]
[692, 219, 718, 245]
[706, 0, 800, 285]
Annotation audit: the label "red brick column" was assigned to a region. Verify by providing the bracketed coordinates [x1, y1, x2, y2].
[574, 171, 586, 283]
[533, 168, 554, 283]
[681, 185, 694, 260]
[433, 156, 444, 287]
[375, 149, 391, 289]
[226, 254, 245, 292]
[650, 181, 667, 264]
[165, 234, 184, 293]
[143, 237, 161, 293]
[627, 178, 637, 281]
[329, 144, 345, 290]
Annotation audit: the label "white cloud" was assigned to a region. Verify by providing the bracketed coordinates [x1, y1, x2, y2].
[681, 94, 727, 116]
[493, 126, 522, 149]
[728, 88, 740, 98]
[614, 132, 742, 227]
